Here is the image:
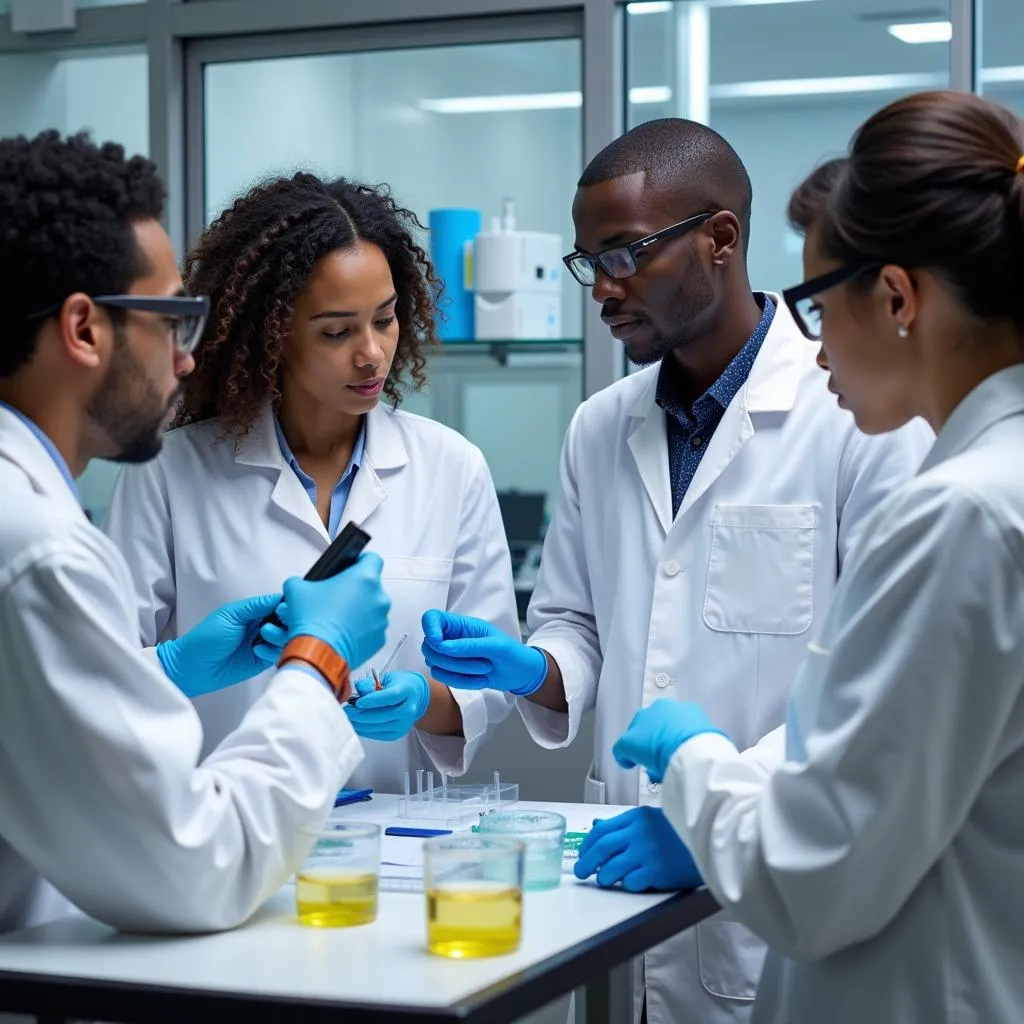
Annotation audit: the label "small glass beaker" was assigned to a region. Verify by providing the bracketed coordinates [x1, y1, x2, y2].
[295, 821, 381, 928]
[477, 810, 567, 891]
[423, 836, 525, 958]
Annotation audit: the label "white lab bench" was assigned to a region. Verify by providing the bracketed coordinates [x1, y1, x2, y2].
[0, 798, 719, 1024]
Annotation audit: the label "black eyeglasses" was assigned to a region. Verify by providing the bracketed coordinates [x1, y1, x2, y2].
[562, 212, 715, 287]
[24, 294, 209, 355]
[782, 263, 882, 340]
[92, 295, 209, 354]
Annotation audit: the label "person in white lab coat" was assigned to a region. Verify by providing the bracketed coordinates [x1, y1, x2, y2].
[420, 119, 933, 1024]
[600, 89, 1024, 1024]
[104, 172, 518, 791]
[0, 131, 389, 936]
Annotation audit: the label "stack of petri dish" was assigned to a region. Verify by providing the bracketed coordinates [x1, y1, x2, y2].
[477, 809, 567, 892]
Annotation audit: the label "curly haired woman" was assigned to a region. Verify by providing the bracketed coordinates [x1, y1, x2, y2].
[104, 172, 519, 789]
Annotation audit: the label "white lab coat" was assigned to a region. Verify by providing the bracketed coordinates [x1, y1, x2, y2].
[103, 401, 518, 788]
[518, 298, 934, 1024]
[661, 363, 1024, 1024]
[0, 405, 363, 935]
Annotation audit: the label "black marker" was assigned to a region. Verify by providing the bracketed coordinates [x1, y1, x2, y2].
[254, 521, 371, 644]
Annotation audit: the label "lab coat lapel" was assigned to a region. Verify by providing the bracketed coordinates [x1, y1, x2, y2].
[675, 296, 807, 522]
[920, 363, 1024, 473]
[234, 402, 328, 543]
[674, 395, 754, 521]
[0, 407, 84, 519]
[626, 370, 674, 536]
[340, 404, 409, 529]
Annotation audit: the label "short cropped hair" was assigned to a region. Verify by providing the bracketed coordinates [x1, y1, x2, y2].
[0, 130, 165, 377]
[579, 118, 753, 251]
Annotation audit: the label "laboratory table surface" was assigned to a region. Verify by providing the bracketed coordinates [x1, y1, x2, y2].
[0, 797, 720, 1024]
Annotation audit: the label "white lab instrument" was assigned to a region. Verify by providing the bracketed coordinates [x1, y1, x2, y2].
[473, 199, 562, 340]
[397, 769, 519, 827]
[660, 364, 1024, 1024]
[103, 401, 520, 791]
[517, 297, 934, 1024]
[0, 406, 365, 935]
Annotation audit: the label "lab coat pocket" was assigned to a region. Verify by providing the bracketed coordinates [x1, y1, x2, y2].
[583, 761, 606, 804]
[703, 504, 815, 635]
[381, 556, 454, 586]
[379, 557, 454, 646]
[696, 916, 764, 1002]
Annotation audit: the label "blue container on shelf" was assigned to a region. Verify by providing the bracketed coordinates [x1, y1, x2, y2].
[429, 208, 481, 342]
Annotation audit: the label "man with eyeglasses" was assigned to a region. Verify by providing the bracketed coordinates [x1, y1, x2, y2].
[0, 131, 390, 937]
[421, 120, 932, 1024]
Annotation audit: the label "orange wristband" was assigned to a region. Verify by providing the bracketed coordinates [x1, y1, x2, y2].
[278, 636, 351, 704]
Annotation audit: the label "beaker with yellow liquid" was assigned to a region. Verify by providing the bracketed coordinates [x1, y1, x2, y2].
[423, 836, 525, 958]
[296, 821, 381, 928]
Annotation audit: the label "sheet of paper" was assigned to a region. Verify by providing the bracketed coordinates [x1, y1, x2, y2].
[381, 834, 428, 868]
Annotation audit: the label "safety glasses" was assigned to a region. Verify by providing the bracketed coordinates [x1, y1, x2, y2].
[782, 263, 881, 341]
[24, 293, 209, 355]
[92, 294, 209, 355]
[562, 211, 715, 287]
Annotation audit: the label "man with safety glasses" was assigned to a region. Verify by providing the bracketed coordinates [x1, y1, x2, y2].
[420, 119, 932, 1024]
[0, 131, 389, 935]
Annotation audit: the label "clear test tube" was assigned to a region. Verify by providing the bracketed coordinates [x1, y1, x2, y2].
[493, 769, 501, 802]
[403, 771, 411, 802]
[416, 768, 425, 803]
[441, 772, 449, 804]
[427, 771, 435, 805]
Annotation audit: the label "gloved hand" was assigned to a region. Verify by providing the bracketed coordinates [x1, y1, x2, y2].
[574, 807, 703, 892]
[156, 593, 282, 698]
[613, 700, 726, 783]
[420, 609, 547, 697]
[263, 552, 390, 669]
[344, 671, 431, 741]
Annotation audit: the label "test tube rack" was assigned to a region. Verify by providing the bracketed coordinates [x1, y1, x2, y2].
[397, 769, 519, 827]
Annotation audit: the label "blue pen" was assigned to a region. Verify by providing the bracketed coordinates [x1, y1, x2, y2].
[385, 826, 452, 838]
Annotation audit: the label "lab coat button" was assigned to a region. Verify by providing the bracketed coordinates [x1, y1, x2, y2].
[663, 560, 681, 577]
[654, 672, 670, 688]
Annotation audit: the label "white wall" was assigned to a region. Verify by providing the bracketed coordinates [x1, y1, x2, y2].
[64, 50, 148, 159]
[204, 54, 357, 223]
[0, 54, 66, 137]
[0, 47, 148, 522]
[713, 95, 900, 293]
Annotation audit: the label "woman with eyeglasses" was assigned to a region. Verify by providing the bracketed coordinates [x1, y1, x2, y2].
[103, 172, 519, 791]
[587, 90, 1024, 1022]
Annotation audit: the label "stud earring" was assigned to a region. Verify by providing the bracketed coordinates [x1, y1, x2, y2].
[897, 325, 909, 339]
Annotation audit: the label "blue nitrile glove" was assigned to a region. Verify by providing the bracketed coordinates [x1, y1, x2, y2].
[420, 609, 547, 696]
[613, 700, 727, 783]
[574, 807, 703, 892]
[156, 593, 282, 698]
[344, 670, 431, 741]
[269, 552, 390, 668]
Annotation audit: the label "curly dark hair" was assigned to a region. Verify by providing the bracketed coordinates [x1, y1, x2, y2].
[0, 130, 164, 378]
[175, 172, 443, 435]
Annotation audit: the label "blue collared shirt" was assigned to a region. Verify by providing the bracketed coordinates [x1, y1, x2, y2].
[656, 294, 776, 517]
[273, 414, 365, 538]
[0, 399, 80, 503]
